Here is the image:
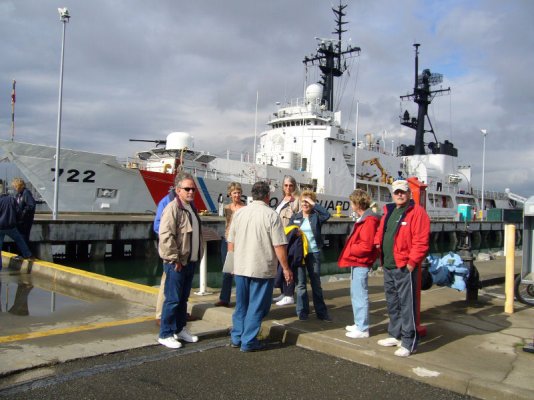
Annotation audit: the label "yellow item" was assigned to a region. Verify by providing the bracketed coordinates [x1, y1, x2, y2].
[284, 225, 309, 263]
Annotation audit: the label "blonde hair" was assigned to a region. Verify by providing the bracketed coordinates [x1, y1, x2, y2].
[300, 189, 317, 202]
[349, 189, 371, 210]
[11, 178, 26, 192]
[227, 182, 242, 196]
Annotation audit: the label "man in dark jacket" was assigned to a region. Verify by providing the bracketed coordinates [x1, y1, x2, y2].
[0, 194, 32, 270]
[374, 180, 430, 357]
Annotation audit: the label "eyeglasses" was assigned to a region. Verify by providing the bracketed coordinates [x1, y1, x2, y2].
[393, 190, 407, 195]
[284, 184, 294, 187]
[181, 187, 196, 192]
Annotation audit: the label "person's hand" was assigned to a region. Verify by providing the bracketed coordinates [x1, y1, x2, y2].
[283, 268, 293, 284]
[302, 197, 315, 207]
[174, 262, 183, 272]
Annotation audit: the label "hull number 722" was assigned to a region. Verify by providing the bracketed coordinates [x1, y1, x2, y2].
[51, 168, 96, 183]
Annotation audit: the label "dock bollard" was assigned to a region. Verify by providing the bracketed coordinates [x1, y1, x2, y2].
[504, 224, 515, 314]
[457, 227, 481, 303]
[195, 241, 212, 296]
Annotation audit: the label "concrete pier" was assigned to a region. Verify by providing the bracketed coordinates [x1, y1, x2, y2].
[0, 254, 532, 399]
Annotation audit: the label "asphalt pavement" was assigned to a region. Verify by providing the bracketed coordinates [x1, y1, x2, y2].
[0, 338, 473, 400]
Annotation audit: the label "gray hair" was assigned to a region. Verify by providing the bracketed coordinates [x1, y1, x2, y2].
[174, 172, 194, 188]
[251, 181, 270, 200]
[283, 175, 297, 187]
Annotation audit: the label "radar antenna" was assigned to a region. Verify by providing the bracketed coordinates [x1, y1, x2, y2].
[400, 44, 450, 155]
[302, 3, 360, 111]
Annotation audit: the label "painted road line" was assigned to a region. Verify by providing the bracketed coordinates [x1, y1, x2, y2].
[0, 316, 154, 344]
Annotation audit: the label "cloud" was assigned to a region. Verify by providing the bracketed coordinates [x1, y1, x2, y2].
[0, 0, 532, 198]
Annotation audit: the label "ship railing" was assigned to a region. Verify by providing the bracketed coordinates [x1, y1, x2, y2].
[269, 97, 334, 121]
[179, 166, 257, 185]
[471, 188, 509, 201]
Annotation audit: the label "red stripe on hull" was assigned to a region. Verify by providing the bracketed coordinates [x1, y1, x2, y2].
[139, 170, 207, 211]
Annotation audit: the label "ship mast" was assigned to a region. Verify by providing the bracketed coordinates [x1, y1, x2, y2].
[400, 44, 450, 155]
[303, 3, 360, 112]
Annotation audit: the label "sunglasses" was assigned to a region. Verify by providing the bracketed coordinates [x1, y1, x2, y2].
[181, 187, 196, 192]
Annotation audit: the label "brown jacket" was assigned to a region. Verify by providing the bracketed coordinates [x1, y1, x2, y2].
[278, 196, 300, 227]
[158, 197, 204, 264]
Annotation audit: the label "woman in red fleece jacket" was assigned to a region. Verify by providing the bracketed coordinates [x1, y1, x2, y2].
[338, 189, 380, 339]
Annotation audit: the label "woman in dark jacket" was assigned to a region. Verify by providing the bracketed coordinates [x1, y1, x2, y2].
[289, 190, 331, 321]
[338, 189, 380, 338]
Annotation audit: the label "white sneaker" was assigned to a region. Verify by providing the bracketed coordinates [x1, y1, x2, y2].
[394, 346, 412, 357]
[174, 328, 199, 343]
[345, 324, 358, 332]
[377, 337, 401, 347]
[276, 296, 295, 306]
[158, 336, 182, 349]
[345, 330, 369, 339]
[273, 294, 285, 302]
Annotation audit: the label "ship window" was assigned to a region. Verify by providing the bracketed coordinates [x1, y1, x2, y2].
[296, 121, 301, 126]
[291, 121, 295, 126]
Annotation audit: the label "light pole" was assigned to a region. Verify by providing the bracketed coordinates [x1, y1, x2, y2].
[480, 129, 487, 219]
[53, 8, 70, 220]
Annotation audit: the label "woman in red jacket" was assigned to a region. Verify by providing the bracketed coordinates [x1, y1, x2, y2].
[338, 189, 380, 339]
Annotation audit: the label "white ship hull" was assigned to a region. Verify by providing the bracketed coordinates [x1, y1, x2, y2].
[0, 140, 155, 214]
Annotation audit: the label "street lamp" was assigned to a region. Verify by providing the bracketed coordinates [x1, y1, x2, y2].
[53, 8, 70, 220]
[480, 129, 487, 219]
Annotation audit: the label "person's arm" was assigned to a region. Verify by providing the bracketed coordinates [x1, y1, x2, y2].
[304, 197, 330, 223]
[274, 244, 293, 284]
[158, 204, 180, 269]
[23, 190, 36, 212]
[407, 208, 431, 271]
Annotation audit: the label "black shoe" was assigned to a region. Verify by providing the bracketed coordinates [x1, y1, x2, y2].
[240, 342, 267, 352]
[230, 341, 240, 348]
[298, 314, 308, 321]
[318, 315, 333, 323]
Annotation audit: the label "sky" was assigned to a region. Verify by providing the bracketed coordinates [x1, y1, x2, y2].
[0, 0, 533, 198]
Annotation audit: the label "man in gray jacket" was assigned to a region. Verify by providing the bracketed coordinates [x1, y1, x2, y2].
[157, 172, 203, 349]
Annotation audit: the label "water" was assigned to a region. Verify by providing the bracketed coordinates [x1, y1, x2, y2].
[0, 271, 88, 317]
[63, 236, 500, 287]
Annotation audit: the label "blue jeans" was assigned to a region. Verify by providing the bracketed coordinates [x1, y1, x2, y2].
[350, 267, 370, 331]
[159, 261, 196, 339]
[231, 275, 273, 351]
[0, 227, 32, 270]
[219, 239, 233, 303]
[296, 252, 329, 319]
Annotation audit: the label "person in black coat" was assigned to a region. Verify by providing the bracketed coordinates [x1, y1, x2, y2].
[11, 178, 36, 249]
[0, 193, 32, 269]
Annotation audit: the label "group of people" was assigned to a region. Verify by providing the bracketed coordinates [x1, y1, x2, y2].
[154, 173, 430, 358]
[0, 178, 36, 269]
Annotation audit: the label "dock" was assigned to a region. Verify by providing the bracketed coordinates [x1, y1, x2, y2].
[2, 214, 523, 262]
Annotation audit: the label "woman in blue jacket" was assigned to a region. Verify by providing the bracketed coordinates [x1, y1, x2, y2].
[289, 190, 331, 321]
